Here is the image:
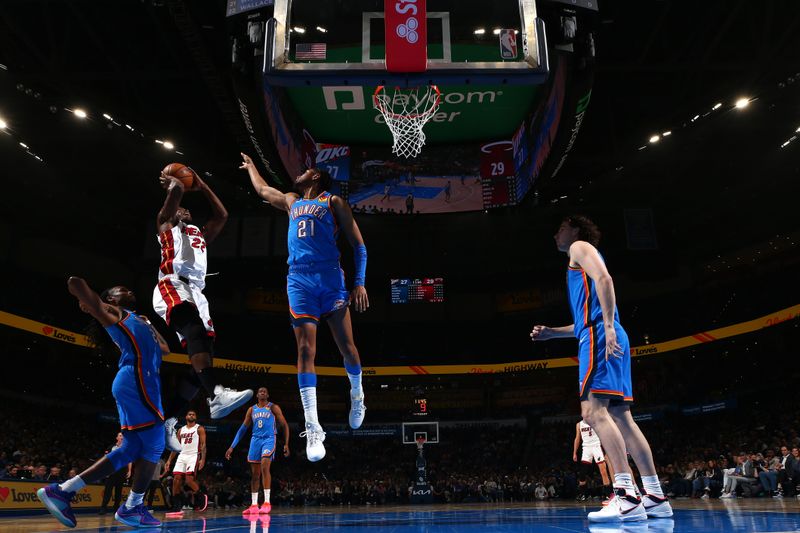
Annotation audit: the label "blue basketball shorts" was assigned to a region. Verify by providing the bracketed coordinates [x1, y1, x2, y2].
[286, 266, 350, 327]
[112, 365, 164, 431]
[248, 436, 277, 463]
[577, 323, 633, 404]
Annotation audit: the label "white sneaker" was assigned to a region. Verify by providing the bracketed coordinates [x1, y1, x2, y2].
[208, 386, 253, 419]
[164, 417, 182, 452]
[700, 492, 709, 500]
[642, 493, 674, 518]
[588, 490, 647, 522]
[299, 423, 326, 462]
[719, 492, 735, 499]
[348, 391, 366, 429]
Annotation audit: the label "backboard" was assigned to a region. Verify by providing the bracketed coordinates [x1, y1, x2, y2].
[265, 0, 549, 86]
[402, 421, 439, 444]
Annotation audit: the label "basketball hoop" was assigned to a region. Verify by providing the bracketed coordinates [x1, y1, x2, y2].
[373, 85, 441, 158]
[415, 435, 427, 451]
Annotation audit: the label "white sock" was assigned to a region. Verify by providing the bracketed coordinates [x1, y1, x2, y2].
[613, 473, 636, 493]
[300, 386, 319, 427]
[263, 489, 270, 504]
[251, 492, 259, 505]
[125, 490, 144, 510]
[59, 475, 86, 494]
[347, 372, 363, 397]
[642, 475, 664, 497]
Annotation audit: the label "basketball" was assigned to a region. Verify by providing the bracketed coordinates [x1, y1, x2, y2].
[163, 162, 195, 188]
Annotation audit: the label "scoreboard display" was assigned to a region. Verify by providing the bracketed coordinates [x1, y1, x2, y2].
[391, 278, 444, 304]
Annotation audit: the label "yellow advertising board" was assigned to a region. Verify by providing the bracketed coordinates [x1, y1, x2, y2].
[0, 480, 164, 512]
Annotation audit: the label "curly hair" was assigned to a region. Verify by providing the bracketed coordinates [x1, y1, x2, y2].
[563, 215, 601, 247]
[313, 168, 333, 192]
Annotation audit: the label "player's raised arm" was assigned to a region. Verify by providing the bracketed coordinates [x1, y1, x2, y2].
[67, 277, 120, 327]
[157, 174, 185, 230]
[270, 404, 291, 457]
[330, 196, 369, 313]
[225, 406, 253, 460]
[239, 153, 298, 211]
[189, 171, 228, 243]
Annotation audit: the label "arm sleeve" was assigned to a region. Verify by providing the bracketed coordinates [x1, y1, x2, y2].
[230, 424, 248, 450]
[354, 244, 367, 287]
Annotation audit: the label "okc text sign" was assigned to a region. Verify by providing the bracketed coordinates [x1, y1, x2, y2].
[385, 0, 427, 72]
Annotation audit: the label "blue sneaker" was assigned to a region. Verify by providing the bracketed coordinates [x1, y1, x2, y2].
[37, 484, 77, 528]
[115, 503, 162, 527]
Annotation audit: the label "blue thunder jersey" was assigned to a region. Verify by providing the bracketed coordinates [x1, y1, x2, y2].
[287, 192, 340, 269]
[251, 402, 276, 438]
[567, 255, 621, 340]
[105, 310, 163, 373]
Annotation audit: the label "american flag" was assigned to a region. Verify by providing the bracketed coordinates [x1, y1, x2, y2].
[295, 43, 327, 60]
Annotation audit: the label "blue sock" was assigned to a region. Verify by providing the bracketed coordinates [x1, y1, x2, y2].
[298, 372, 317, 388]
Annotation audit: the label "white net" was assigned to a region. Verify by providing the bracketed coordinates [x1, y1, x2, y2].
[373, 85, 441, 158]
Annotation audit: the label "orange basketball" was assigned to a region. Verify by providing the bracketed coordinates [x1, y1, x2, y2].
[163, 162, 195, 188]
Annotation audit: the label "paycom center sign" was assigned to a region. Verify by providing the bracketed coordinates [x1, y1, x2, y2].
[285, 85, 539, 144]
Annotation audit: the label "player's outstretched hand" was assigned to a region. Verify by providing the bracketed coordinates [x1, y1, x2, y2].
[351, 286, 369, 313]
[530, 325, 554, 341]
[225, 447, 233, 461]
[283, 444, 290, 458]
[185, 167, 205, 192]
[239, 152, 255, 171]
[159, 172, 184, 190]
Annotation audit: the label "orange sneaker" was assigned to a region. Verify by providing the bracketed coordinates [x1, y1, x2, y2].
[259, 503, 271, 514]
[242, 504, 260, 516]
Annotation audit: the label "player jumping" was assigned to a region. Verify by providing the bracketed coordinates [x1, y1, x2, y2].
[239, 153, 368, 462]
[153, 169, 252, 451]
[226, 387, 290, 515]
[530, 216, 673, 522]
[38, 277, 168, 528]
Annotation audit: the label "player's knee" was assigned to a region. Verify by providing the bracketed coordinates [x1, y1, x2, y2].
[296, 340, 315, 361]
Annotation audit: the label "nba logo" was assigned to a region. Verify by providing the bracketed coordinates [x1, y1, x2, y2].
[499, 29, 517, 59]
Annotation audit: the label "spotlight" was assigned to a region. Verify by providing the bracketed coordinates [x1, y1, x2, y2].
[19, 142, 28, 148]
[662, 131, 671, 136]
[73, 108, 87, 118]
[316, 26, 327, 33]
[712, 102, 722, 110]
[163, 141, 175, 150]
[492, 28, 502, 35]
[649, 135, 660, 144]
[734, 98, 750, 109]
[473, 28, 486, 35]
[292, 26, 306, 33]
[0, 119, 6, 129]
[102, 113, 113, 120]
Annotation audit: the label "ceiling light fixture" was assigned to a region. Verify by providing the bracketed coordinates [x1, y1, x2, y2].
[734, 97, 750, 109]
[474, 28, 486, 35]
[73, 108, 87, 118]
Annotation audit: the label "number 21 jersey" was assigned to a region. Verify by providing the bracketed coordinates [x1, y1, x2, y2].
[287, 192, 340, 269]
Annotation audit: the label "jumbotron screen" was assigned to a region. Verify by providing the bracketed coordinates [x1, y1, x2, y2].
[391, 278, 445, 304]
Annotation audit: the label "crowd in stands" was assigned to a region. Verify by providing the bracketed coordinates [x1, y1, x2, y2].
[3, 394, 799, 510]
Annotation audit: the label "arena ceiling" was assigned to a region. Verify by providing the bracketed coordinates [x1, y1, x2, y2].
[0, 0, 798, 274]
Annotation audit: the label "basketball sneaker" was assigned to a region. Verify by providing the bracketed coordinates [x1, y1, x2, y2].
[587, 489, 646, 522]
[642, 493, 674, 518]
[242, 504, 260, 516]
[300, 423, 326, 462]
[164, 417, 182, 452]
[349, 391, 366, 429]
[115, 503, 162, 527]
[208, 386, 253, 419]
[195, 493, 208, 512]
[259, 502, 272, 514]
[37, 484, 77, 528]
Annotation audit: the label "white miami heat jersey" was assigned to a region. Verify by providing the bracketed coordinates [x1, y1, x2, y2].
[157, 222, 207, 289]
[178, 424, 200, 456]
[580, 421, 601, 447]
